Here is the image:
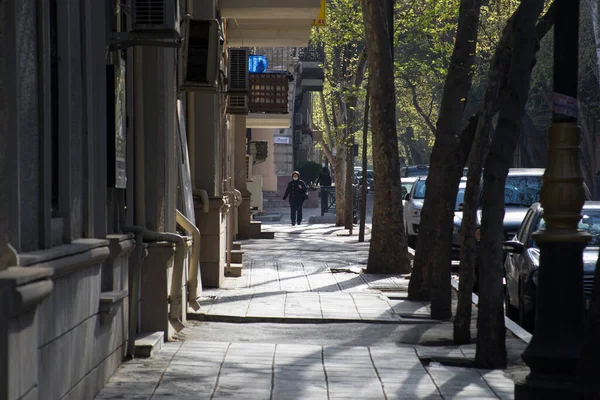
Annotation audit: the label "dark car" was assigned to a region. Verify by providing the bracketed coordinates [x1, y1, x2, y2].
[504, 202, 598, 332]
[453, 169, 592, 257]
[401, 165, 429, 177]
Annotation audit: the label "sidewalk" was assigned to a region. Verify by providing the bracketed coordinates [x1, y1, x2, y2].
[95, 220, 525, 400]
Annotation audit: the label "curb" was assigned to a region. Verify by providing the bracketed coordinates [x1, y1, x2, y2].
[450, 277, 532, 344]
[187, 313, 440, 325]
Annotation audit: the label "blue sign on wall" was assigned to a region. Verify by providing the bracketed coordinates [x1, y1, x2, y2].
[249, 55, 268, 73]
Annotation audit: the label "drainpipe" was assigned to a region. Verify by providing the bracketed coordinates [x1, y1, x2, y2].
[125, 48, 186, 352]
[176, 210, 201, 310]
[123, 226, 186, 333]
[193, 189, 210, 214]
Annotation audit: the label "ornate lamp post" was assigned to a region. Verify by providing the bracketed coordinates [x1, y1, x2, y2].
[515, 0, 590, 397]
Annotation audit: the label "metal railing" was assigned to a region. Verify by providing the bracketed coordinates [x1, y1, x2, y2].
[319, 186, 361, 223]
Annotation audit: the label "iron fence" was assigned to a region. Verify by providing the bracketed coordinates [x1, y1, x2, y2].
[320, 185, 361, 223]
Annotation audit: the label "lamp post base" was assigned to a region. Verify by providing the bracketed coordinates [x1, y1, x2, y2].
[515, 377, 576, 400]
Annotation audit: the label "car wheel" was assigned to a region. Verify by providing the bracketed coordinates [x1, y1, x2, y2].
[505, 285, 519, 321]
[518, 279, 535, 333]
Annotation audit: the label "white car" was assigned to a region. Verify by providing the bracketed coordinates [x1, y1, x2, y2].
[401, 177, 418, 207]
[403, 177, 426, 247]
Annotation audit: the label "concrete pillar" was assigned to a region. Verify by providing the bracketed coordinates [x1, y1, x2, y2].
[135, 45, 178, 333]
[189, 92, 227, 288]
[141, 47, 177, 233]
[232, 115, 252, 239]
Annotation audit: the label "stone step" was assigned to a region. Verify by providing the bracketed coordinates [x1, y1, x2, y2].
[258, 231, 275, 240]
[250, 221, 262, 239]
[225, 263, 243, 277]
[232, 241, 242, 251]
[134, 331, 164, 358]
[230, 249, 244, 264]
[253, 214, 281, 222]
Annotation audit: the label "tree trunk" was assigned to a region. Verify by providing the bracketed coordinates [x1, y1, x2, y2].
[359, 86, 370, 242]
[454, 4, 522, 345]
[332, 102, 347, 226]
[454, 4, 556, 344]
[408, 114, 479, 300]
[476, 0, 544, 369]
[335, 147, 346, 226]
[345, 106, 354, 231]
[361, 0, 410, 274]
[407, 0, 482, 321]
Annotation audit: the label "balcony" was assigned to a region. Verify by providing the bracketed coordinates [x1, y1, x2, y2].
[249, 73, 291, 114]
[220, 0, 321, 20]
[221, 0, 321, 48]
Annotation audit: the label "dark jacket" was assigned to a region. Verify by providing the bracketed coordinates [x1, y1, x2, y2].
[283, 179, 308, 202]
[316, 171, 332, 186]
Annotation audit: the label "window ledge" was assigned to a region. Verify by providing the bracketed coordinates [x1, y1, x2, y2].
[99, 290, 127, 324]
[19, 239, 110, 279]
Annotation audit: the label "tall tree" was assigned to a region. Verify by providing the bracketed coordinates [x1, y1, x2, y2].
[359, 85, 370, 242]
[408, 0, 482, 320]
[312, 1, 366, 226]
[476, 0, 545, 369]
[361, 0, 411, 274]
[454, 1, 558, 344]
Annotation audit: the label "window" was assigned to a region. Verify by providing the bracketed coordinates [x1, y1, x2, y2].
[412, 180, 426, 199]
[504, 175, 542, 207]
[538, 210, 600, 247]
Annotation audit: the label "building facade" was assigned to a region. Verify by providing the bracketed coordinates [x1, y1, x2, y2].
[0, 0, 321, 399]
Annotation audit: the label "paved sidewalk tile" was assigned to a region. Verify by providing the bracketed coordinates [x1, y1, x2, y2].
[95, 341, 515, 400]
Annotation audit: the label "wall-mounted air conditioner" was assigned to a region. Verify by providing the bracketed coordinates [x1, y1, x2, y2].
[180, 19, 220, 92]
[132, 0, 178, 33]
[227, 48, 250, 93]
[228, 95, 249, 115]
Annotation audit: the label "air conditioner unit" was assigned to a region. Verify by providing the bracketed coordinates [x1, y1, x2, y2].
[180, 19, 220, 92]
[228, 48, 249, 93]
[132, 0, 178, 32]
[246, 154, 254, 182]
[227, 94, 249, 115]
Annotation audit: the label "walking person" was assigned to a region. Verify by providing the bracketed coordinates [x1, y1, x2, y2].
[315, 167, 332, 187]
[315, 167, 332, 215]
[283, 171, 308, 226]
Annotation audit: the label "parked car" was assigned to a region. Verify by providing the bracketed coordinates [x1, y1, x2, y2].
[453, 169, 591, 255]
[404, 177, 466, 248]
[401, 177, 418, 206]
[504, 202, 599, 332]
[401, 165, 429, 177]
[404, 177, 426, 247]
[354, 168, 374, 192]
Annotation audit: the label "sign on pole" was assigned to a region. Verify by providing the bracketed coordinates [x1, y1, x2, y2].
[312, 0, 326, 26]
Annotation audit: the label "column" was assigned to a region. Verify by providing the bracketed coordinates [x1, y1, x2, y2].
[515, 0, 588, 397]
[233, 115, 252, 239]
[189, 93, 227, 288]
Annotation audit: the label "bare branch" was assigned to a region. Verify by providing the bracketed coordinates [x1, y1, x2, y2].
[403, 76, 437, 136]
[319, 91, 336, 147]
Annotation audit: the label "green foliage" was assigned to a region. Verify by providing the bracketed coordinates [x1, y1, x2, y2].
[297, 161, 323, 185]
[311, 0, 562, 168]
